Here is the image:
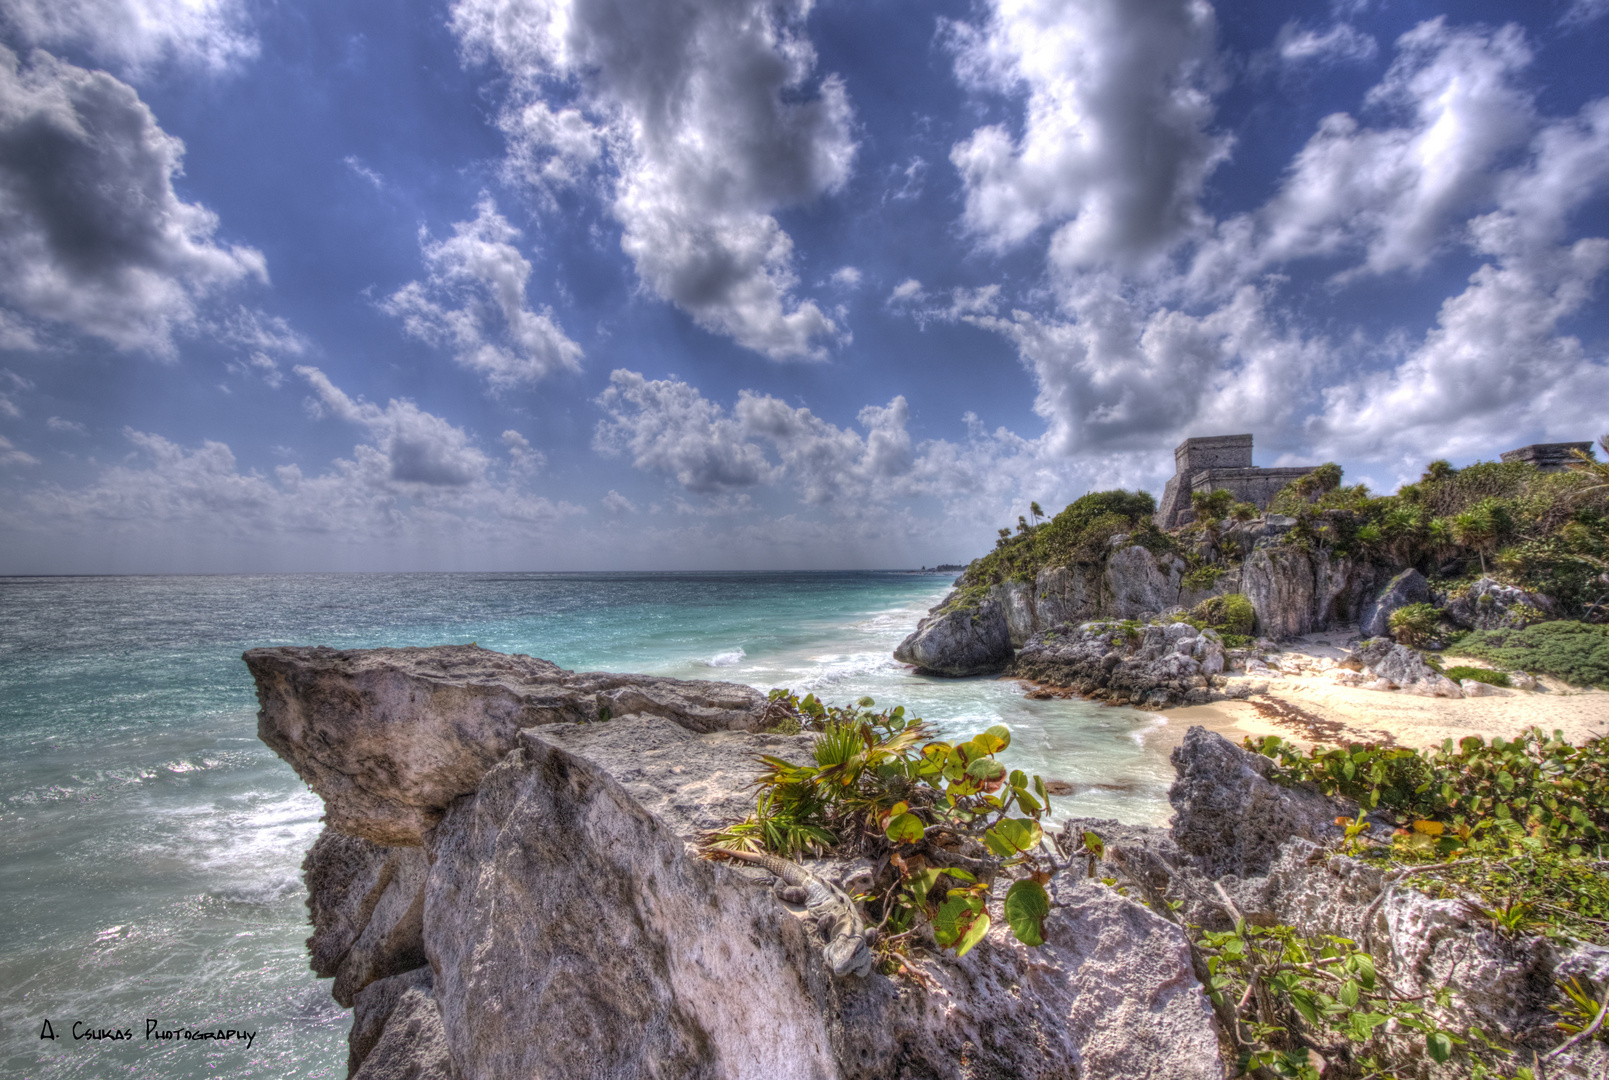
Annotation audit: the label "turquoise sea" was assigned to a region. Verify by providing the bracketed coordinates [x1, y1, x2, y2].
[0, 572, 1180, 1078]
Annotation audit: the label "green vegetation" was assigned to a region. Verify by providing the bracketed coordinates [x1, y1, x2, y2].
[1207, 729, 1609, 1077]
[953, 490, 1165, 604]
[1189, 592, 1255, 637]
[705, 691, 1066, 965]
[1387, 601, 1442, 647]
[1448, 620, 1609, 688]
[1181, 563, 1226, 590]
[1443, 666, 1511, 688]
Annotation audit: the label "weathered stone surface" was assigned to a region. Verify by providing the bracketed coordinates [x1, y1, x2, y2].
[350, 967, 456, 1080]
[892, 596, 1013, 675]
[1103, 544, 1185, 618]
[990, 580, 1039, 647]
[1442, 576, 1557, 631]
[1014, 620, 1222, 707]
[1358, 568, 1430, 638]
[1349, 638, 1463, 696]
[422, 718, 1225, 1080]
[246, 644, 768, 844]
[1169, 726, 1351, 878]
[1241, 546, 1317, 639]
[303, 828, 429, 1007]
[1033, 564, 1102, 630]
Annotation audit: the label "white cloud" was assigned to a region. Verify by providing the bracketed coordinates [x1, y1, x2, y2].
[593, 369, 774, 493]
[46, 415, 86, 434]
[296, 365, 493, 487]
[1562, 0, 1609, 27]
[946, 0, 1228, 270]
[382, 197, 582, 389]
[343, 155, 384, 189]
[501, 429, 544, 476]
[1270, 21, 1378, 67]
[888, 279, 923, 303]
[829, 266, 861, 289]
[0, 0, 257, 75]
[0, 366, 29, 417]
[450, 0, 856, 361]
[0, 432, 38, 466]
[1189, 19, 1535, 292]
[600, 489, 635, 514]
[0, 49, 266, 356]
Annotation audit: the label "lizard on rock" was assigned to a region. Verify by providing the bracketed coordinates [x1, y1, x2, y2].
[719, 850, 875, 978]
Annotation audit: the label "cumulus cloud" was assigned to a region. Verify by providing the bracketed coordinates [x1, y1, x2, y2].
[600, 489, 635, 514]
[0, 432, 37, 466]
[450, 0, 856, 360]
[297, 365, 492, 487]
[46, 415, 86, 434]
[1189, 19, 1535, 292]
[382, 197, 582, 389]
[946, 0, 1228, 270]
[0, 49, 266, 356]
[0, 0, 257, 75]
[594, 368, 1038, 512]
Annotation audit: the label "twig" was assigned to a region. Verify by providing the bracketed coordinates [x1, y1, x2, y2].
[1214, 881, 1246, 926]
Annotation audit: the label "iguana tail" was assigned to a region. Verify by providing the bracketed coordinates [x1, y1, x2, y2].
[715, 847, 809, 887]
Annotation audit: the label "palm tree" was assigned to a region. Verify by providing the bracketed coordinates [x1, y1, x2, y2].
[1451, 499, 1512, 575]
[1567, 436, 1609, 500]
[1029, 501, 1044, 529]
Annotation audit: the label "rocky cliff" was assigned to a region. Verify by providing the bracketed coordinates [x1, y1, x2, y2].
[251, 646, 1605, 1079]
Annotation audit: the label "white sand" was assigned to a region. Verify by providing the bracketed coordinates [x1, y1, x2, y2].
[1163, 631, 1609, 751]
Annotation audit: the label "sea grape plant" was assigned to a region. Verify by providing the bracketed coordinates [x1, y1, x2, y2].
[704, 690, 1065, 961]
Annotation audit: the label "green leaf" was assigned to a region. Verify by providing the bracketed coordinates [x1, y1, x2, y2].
[1426, 1031, 1453, 1064]
[954, 910, 991, 957]
[1004, 879, 1050, 946]
[885, 812, 925, 845]
[932, 896, 969, 945]
[1349, 952, 1376, 990]
[985, 724, 1012, 750]
[1034, 775, 1048, 803]
[966, 758, 1007, 783]
[1340, 980, 1360, 1007]
[1009, 769, 1028, 790]
[1082, 830, 1105, 859]
[985, 817, 1042, 857]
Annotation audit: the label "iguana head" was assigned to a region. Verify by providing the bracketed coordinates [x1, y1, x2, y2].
[825, 932, 874, 978]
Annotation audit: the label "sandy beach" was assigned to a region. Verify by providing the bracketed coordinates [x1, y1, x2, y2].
[1149, 630, 1609, 753]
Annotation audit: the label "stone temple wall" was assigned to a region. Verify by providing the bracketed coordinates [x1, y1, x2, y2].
[1155, 436, 1316, 529]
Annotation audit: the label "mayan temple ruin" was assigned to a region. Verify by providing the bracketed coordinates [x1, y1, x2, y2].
[1153, 434, 1318, 529]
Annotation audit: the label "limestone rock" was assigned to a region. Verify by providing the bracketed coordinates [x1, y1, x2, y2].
[1102, 544, 1185, 618]
[350, 967, 456, 1080]
[1442, 577, 1557, 631]
[1240, 546, 1317, 639]
[892, 596, 1012, 676]
[245, 644, 768, 844]
[1033, 564, 1102, 630]
[303, 828, 429, 1007]
[1013, 620, 1222, 707]
[990, 579, 1039, 647]
[1358, 568, 1430, 638]
[1168, 726, 1350, 878]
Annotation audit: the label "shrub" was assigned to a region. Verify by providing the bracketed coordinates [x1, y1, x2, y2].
[1388, 602, 1441, 647]
[1190, 488, 1234, 523]
[1451, 620, 1609, 688]
[1181, 564, 1225, 591]
[1191, 593, 1255, 636]
[1443, 665, 1510, 687]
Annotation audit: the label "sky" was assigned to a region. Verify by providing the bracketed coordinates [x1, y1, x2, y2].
[0, 0, 1606, 573]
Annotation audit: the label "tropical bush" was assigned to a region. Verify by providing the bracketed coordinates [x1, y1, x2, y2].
[951, 490, 1164, 602]
[705, 691, 1069, 964]
[1449, 621, 1609, 688]
[1387, 602, 1442, 647]
[1190, 592, 1255, 637]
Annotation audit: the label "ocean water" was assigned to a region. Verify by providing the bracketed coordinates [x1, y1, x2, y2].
[0, 572, 1179, 1078]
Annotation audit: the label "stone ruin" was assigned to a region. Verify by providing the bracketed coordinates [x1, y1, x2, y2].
[1154, 434, 1316, 530]
[1500, 442, 1595, 472]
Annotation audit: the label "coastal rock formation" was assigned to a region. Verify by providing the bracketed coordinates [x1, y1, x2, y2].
[257, 645, 1227, 1080]
[1013, 620, 1225, 708]
[1346, 638, 1464, 697]
[1358, 568, 1430, 638]
[891, 596, 1013, 675]
[245, 644, 768, 844]
[303, 829, 429, 1007]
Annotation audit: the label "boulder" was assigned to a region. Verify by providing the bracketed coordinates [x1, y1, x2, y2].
[1357, 568, 1430, 639]
[1168, 726, 1352, 878]
[1347, 638, 1463, 696]
[245, 644, 769, 844]
[1240, 546, 1317, 639]
[892, 596, 1013, 676]
[1014, 620, 1222, 708]
[1442, 577, 1557, 631]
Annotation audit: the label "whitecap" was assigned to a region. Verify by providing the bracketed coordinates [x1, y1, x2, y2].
[703, 647, 746, 667]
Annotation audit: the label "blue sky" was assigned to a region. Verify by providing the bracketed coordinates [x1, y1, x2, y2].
[0, 0, 1606, 572]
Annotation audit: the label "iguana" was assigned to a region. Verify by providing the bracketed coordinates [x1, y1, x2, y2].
[719, 850, 875, 978]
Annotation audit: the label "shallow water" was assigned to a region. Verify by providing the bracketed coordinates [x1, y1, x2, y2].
[0, 572, 1177, 1078]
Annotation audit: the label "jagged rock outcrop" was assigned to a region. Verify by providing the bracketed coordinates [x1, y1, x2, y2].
[254, 646, 1228, 1080]
[1358, 568, 1430, 638]
[891, 596, 1013, 675]
[1013, 620, 1225, 708]
[1168, 726, 1354, 878]
[1339, 638, 1464, 697]
[245, 645, 768, 844]
[303, 829, 429, 1007]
